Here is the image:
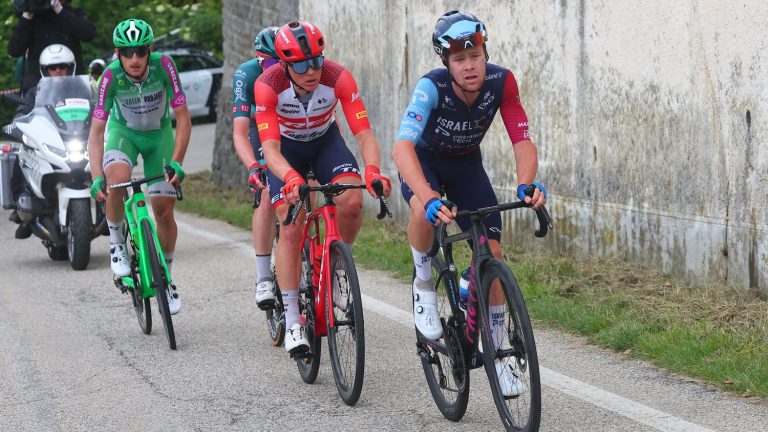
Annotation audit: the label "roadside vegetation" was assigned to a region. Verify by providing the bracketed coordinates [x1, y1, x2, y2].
[179, 171, 768, 399]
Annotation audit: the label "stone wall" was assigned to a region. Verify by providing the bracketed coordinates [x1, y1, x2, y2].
[217, 0, 768, 295]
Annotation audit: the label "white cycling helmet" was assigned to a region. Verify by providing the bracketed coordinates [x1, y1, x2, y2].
[39, 44, 76, 77]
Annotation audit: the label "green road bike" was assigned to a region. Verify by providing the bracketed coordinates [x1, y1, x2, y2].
[112, 167, 182, 350]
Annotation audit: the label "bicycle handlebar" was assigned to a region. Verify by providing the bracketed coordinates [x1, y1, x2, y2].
[426, 200, 553, 258]
[108, 165, 183, 201]
[282, 179, 392, 225]
[253, 170, 268, 209]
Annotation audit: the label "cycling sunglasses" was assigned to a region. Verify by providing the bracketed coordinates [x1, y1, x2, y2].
[45, 63, 70, 72]
[260, 57, 279, 69]
[444, 32, 485, 55]
[288, 55, 324, 74]
[118, 46, 150, 58]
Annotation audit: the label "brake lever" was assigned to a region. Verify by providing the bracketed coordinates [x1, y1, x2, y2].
[371, 180, 392, 219]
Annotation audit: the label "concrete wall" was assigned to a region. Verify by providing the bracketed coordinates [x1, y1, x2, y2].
[217, 0, 768, 295]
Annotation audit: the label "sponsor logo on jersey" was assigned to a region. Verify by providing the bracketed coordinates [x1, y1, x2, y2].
[412, 89, 429, 104]
[232, 106, 238, 113]
[316, 97, 328, 104]
[356, 110, 367, 119]
[477, 91, 495, 110]
[407, 111, 423, 122]
[400, 127, 419, 139]
[240, 104, 249, 112]
[258, 123, 269, 131]
[280, 108, 300, 114]
[255, 105, 267, 112]
[486, 71, 502, 80]
[351, 92, 361, 102]
[174, 95, 186, 106]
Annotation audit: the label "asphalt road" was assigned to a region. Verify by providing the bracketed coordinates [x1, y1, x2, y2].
[1, 124, 767, 431]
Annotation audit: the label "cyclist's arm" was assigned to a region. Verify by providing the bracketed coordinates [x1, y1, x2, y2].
[499, 72, 543, 206]
[171, 104, 191, 165]
[391, 78, 440, 207]
[335, 69, 380, 168]
[163, 55, 190, 167]
[232, 66, 259, 167]
[87, 117, 107, 179]
[254, 81, 292, 180]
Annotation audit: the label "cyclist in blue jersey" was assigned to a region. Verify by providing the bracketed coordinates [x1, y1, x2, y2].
[391, 10, 547, 396]
[231, 26, 281, 309]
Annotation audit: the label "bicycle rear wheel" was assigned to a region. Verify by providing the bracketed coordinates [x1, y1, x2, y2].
[326, 241, 365, 406]
[296, 239, 321, 383]
[418, 254, 469, 421]
[142, 219, 176, 350]
[479, 259, 540, 432]
[265, 224, 285, 346]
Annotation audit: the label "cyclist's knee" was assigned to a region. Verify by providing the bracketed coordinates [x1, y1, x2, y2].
[151, 199, 175, 221]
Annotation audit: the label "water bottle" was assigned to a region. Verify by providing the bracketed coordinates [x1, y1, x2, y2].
[458, 267, 471, 309]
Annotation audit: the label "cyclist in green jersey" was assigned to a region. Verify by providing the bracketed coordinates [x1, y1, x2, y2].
[232, 26, 280, 309]
[87, 19, 191, 315]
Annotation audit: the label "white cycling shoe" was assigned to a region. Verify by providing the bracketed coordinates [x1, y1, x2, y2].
[109, 243, 131, 277]
[413, 278, 443, 340]
[495, 359, 525, 397]
[167, 284, 181, 315]
[285, 323, 309, 355]
[255, 280, 276, 310]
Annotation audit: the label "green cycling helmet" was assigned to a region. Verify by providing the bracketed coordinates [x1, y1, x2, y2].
[253, 26, 279, 59]
[113, 19, 154, 48]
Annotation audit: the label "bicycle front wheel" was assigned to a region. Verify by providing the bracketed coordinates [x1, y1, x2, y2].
[142, 219, 176, 350]
[326, 241, 365, 406]
[418, 254, 469, 421]
[479, 259, 540, 432]
[296, 239, 321, 383]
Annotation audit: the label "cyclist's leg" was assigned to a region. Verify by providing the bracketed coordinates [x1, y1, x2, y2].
[250, 126, 277, 289]
[265, 137, 316, 353]
[311, 123, 362, 244]
[143, 127, 177, 257]
[103, 124, 139, 276]
[400, 151, 444, 339]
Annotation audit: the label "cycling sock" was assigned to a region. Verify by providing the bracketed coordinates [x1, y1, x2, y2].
[164, 251, 173, 273]
[411, 246, 431, 281]
[282, 289, 300, 328]
[107, 218, 126, 245]
[490, 304, 506, 349]
[255, 254, 272, 282]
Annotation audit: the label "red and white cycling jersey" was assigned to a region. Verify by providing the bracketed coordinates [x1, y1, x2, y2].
[254, 59, 371, 142]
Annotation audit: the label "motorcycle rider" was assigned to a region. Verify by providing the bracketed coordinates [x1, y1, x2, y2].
[10, 43, 78, 239]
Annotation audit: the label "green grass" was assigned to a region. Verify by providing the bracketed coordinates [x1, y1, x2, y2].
[179, 171, 768, 399]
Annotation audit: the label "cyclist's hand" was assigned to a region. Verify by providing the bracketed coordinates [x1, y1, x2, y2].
[90, 176, 106, 202]
[424, 197, 456, 226]
[247, 160, 267, 191]
[517, 182, 547, 209]
[281, 168, 305, 205]
[364, 165, 392, 198]
[166, 161, 185, 185]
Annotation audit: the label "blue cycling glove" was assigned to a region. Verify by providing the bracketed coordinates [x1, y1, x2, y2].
[424, 197, 444, 224]
[517, 182, 547, 201]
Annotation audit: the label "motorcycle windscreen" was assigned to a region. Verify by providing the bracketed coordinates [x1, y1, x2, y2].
[31, 76, 93, 138]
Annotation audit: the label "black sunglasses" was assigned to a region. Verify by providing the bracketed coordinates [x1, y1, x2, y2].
[118, 46, 150, 58]
[288, 55, 324, 74]
[45, 63, 70, 72]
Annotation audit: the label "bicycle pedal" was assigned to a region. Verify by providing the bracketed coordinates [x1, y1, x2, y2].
[256, 299, 276, 311]
[113, 277, 129, 294]
[289, 348, 311, 360]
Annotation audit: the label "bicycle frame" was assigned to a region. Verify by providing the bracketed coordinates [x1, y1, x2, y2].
[114, 175, 172, 298]
[429, 200, 552, 368]
[299, 191, 342, 337]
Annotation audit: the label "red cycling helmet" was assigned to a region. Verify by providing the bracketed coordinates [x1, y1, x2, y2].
[275, 20, 324, 62]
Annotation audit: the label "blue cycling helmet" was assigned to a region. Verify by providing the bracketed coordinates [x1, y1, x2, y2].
[432, 10, 488, 63]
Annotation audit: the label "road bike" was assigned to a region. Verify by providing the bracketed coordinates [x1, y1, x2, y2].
[113, 167, 182, 350]
[284, 179, 390, 405]
[417, 190, 552, 431]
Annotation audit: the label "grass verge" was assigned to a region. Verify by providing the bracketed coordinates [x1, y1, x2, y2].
[178, 171, 768, 399]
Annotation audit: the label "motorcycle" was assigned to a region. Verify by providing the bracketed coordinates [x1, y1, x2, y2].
[1, 75, 106, 270]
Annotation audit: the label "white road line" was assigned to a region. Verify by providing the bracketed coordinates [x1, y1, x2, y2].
[179, 220, 716, 432]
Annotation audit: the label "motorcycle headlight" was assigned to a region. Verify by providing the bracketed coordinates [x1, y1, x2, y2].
[65, 139, 88, 162]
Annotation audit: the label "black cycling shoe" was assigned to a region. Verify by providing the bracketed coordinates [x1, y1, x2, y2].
[15, 223, 31, 239]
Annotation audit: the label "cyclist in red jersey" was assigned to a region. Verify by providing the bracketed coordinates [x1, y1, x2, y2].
[255, 20, 392, 355]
